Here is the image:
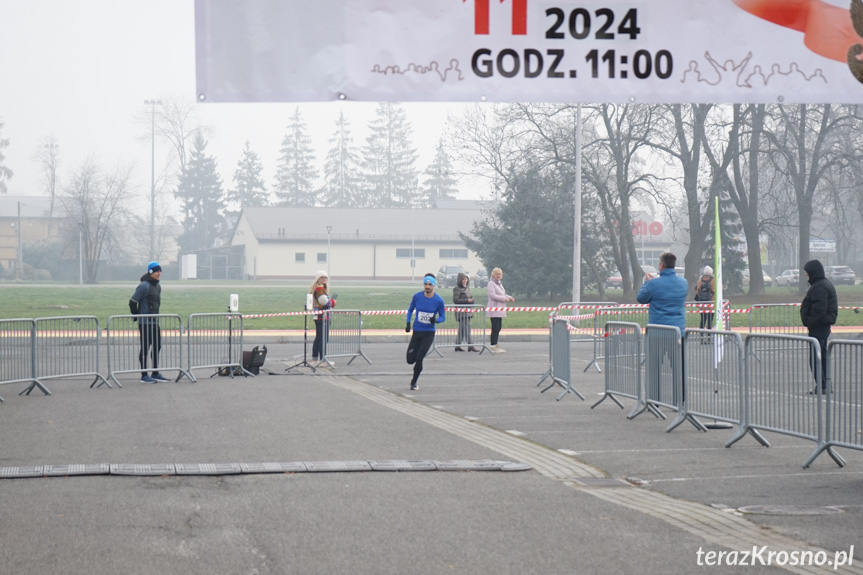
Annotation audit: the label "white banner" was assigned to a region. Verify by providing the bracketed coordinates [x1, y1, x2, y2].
[810, 240, 837, 252]
[195, 0, 863, 103]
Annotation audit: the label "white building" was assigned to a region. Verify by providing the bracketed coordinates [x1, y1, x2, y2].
[222, 201, 488, 280]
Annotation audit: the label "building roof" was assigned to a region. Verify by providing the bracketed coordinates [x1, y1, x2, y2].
[235, 206, 490, 243]
[0, 196, 56, 218]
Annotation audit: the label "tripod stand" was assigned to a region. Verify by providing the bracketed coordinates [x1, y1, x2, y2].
[284, 310, 316, 373]
[212, 309, 254, 378]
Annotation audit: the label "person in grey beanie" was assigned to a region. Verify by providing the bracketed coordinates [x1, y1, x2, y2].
[694, 265, 716, 330]
[129, 261, 170, 383]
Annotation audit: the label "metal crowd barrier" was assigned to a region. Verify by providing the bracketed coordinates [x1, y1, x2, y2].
[804, 340, 863, 468]
[685, 300, 718, 329]
[539, 316, 584, 401]
[431, 305, 490, 355]
[536, 311, 556, 388]
[0, 318, 47, 401]
[592, 321, 642, 417]
[187, 313, 250, 378]
[318, 310, 372, 368]
[748, 303, 806, 335]
[588, 306, 649, 373]
[725, 334, 842, 466]
[670, 329, 750, 436]
[557, 301, 614, 343]
[632, 324, 687, 423]
[106, 314, 193, 387]
[32, 316, 110, 392]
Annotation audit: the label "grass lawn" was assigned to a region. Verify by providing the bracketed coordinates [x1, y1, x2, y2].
[0, 281, 861, 330]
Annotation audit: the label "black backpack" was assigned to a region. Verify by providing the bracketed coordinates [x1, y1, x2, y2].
[696, 279, 712, 301]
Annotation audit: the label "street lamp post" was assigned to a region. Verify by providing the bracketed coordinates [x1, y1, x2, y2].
[326, 226, 332, 278]
[16, 201, 22, 280]
[572, 104, 583, 303]
[144, 99, 161, 262]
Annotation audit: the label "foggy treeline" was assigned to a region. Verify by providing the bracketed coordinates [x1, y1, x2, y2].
[2, 102, 862, 291]
[451, 103, 863, 299]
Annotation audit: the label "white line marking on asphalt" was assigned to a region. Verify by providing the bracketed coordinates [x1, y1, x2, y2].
[574, 445, 806, 454]
[645, 470, 863, 483]
[505, 430, 526, 436]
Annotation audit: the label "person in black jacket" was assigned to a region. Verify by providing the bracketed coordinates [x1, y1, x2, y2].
[452, 272, 478, 352]
[800, 259, 838, 392]
[129, 261, 169, 383]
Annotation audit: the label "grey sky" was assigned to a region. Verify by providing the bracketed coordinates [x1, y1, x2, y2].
[0, 0, 471, 210]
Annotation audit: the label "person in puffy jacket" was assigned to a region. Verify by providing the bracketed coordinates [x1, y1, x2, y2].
[694, 265, 716, 331]
[637, 252, 688, 333]
[637, 252, 688, 404]
[309, 270, 335, 362]
[452, 272, 478, 352]
[486, 267, 515, 353]
[129, 261, 169, 383]
[801, 259, 838, 392]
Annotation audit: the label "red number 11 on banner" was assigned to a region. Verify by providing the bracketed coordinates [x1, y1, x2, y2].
[464, 0, 527, 35]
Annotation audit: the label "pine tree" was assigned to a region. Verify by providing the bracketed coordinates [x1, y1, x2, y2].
[175, 133, 226, 252]
[419, 138, 458, 207]
[320, 112, 362, 207]
[228, 141, 269, 209]
[0, 118, 14, 194]
[360, 103, 418, 207]
[273, 108, 318, 206]
[461, 163, 580, 299]
[703, 192, 747, 294]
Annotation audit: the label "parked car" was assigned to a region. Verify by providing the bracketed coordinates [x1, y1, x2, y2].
[825, 265, 856, 286]
[774, 269, 800, 287]
[473, 267, 489, 288]
[742, 268, 773, 288]
[606, 265, 657, 289]
[437, 264, 466, 288]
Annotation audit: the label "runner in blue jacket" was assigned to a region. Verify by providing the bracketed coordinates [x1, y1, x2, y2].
[405, 273, 446, 391]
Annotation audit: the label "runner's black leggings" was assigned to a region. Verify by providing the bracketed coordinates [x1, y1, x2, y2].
[406, 330, 436, 384]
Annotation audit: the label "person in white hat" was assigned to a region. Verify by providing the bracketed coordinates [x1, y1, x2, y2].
[309, 271, 335, 361]
[694, 265, 716, 330]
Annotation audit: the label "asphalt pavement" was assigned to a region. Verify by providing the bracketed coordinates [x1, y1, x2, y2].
[1, 331, 861, 575]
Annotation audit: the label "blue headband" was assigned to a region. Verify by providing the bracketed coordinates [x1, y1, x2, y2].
[423, 276, 436, 286]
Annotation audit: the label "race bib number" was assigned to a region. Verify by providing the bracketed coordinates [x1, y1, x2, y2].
[418, 311, 434, 324]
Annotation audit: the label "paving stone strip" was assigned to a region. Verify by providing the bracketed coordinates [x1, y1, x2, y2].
[0, 460, 530, 478]
[322, 374, 863, 575]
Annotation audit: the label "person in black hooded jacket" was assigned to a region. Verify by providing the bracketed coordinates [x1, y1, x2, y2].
[129, 261, 169, 383]
[800, 259, 838, 392]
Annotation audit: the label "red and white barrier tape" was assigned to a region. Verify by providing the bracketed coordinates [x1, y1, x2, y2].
[240, 303, 860, 320]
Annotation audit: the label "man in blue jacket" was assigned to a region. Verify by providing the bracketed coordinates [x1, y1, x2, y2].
[637, 252, 689, 404]
[405, 273, 446, 391]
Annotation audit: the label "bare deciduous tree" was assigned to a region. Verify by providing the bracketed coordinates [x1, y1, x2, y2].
[762, 104, 857, 292]
[60, 159, 134, 284]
